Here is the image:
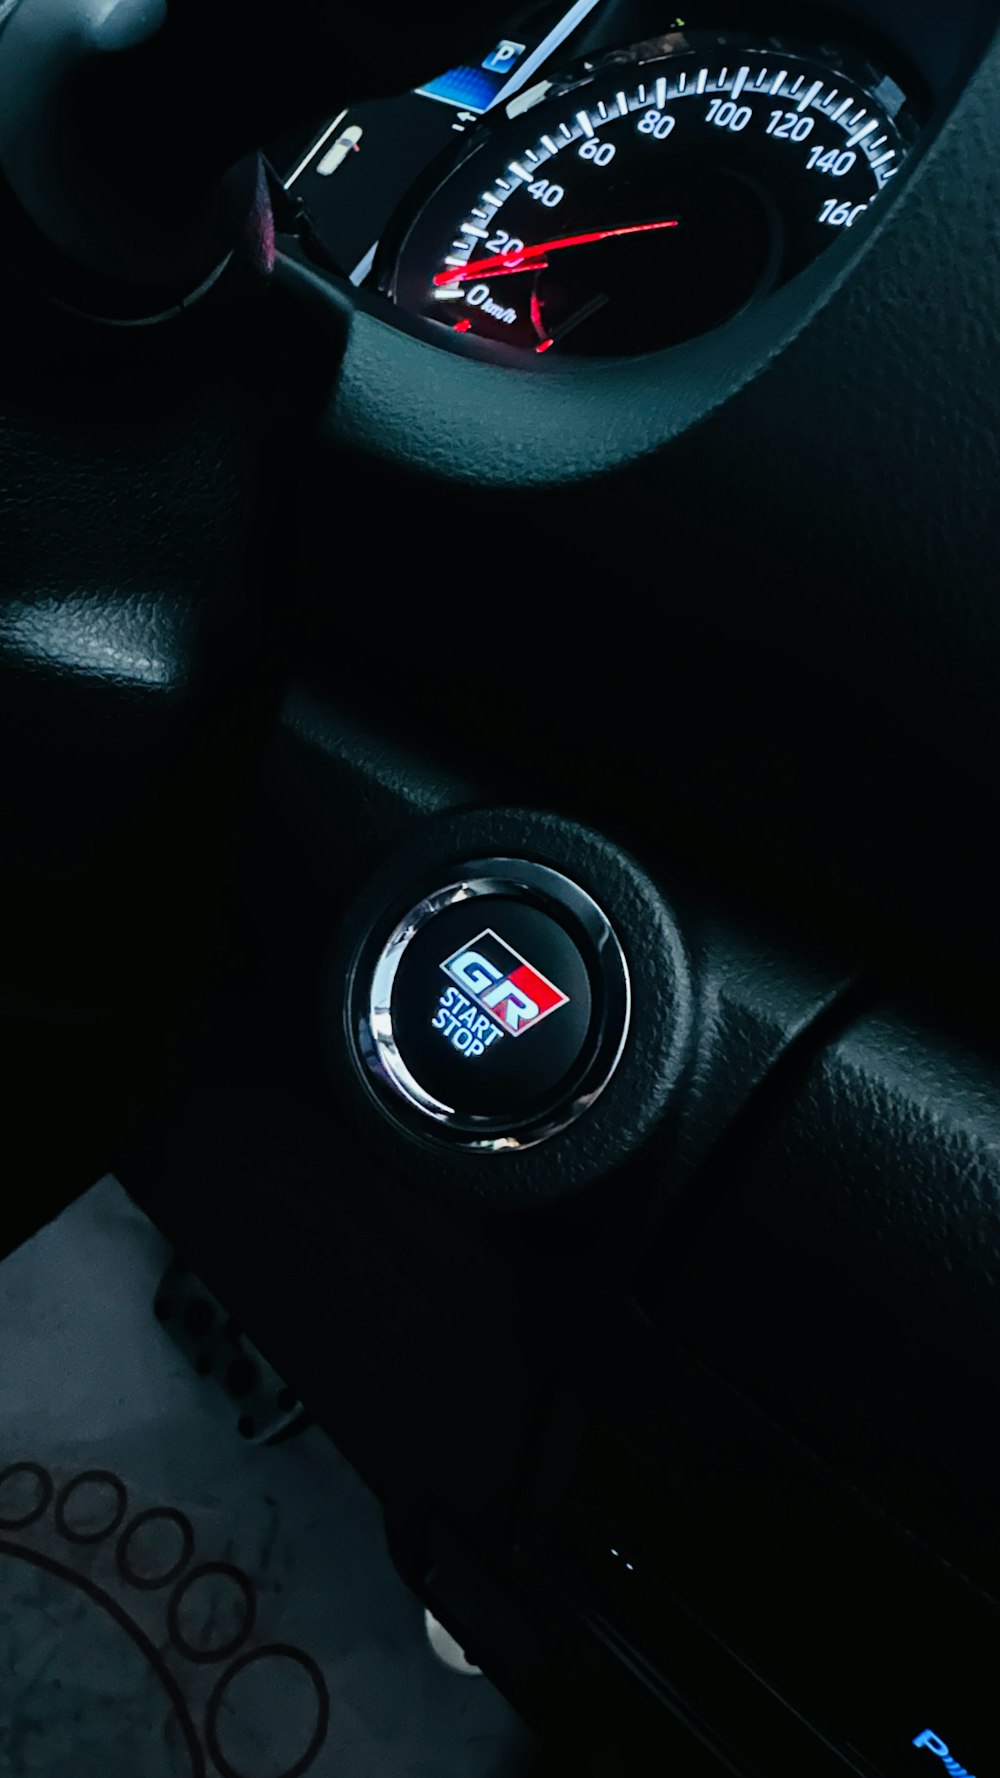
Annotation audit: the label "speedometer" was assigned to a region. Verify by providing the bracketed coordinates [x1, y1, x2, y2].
[379, 30, 919, 356]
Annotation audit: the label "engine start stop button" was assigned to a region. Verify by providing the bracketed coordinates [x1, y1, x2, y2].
[393, 896, 592, 1119]
[351, 860, 630, 1151]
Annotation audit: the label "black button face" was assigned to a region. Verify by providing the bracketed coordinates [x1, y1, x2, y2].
[353, 857, 632, 1155]
[391, 896, 593, 1122]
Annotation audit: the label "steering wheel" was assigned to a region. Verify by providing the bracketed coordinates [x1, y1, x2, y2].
[2, 0, 1000, 1773]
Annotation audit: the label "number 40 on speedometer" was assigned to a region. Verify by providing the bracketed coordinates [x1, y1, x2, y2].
[382, 31, 919, 357]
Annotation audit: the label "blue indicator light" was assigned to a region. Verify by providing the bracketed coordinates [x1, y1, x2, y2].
[415, 3, 604, 117]
[482, 39, 526, 74]
[416, 65, 498, 114]
[912, 1728, 977, 1778]
[417, 38, 524, 113]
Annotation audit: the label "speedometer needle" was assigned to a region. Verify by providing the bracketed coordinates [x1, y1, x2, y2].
[432, 219, 680, 287]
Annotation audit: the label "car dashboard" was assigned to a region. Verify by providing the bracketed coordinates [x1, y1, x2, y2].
[2, 1, 1000, 1775]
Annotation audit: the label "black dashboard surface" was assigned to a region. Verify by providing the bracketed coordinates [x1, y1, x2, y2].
[2, 2, 999, 1773]
[275, 0, 1000, 1009]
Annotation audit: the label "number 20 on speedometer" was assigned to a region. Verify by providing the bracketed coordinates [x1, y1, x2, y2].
[382, 32, 919, 356]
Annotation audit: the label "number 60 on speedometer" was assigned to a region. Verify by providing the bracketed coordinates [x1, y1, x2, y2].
[380, 29, 920, 357]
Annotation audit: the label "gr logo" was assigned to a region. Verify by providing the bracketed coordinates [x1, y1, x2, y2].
[913, 1729, 977, 1778]
[441, 929, 569, 1037]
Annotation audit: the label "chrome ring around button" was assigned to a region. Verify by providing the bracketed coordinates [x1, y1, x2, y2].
[350, 859, 630, 1153]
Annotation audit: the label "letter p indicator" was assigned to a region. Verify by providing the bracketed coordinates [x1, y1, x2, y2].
[913, 1731, 950, 1756]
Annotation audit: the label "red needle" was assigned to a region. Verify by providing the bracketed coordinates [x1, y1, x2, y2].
[433, 219, 680, 287]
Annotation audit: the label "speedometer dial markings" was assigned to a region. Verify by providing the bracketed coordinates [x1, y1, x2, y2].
[847, 116, 879, 147]
[432, 220, 680, 287]
[383, 36, 918, 358]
